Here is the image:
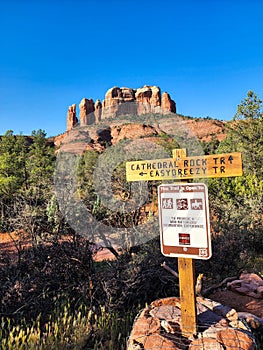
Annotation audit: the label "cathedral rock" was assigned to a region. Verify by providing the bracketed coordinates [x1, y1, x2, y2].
[66, 85, 176, 131]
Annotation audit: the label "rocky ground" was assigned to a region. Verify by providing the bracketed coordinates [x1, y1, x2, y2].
[127, 296, 262, 350]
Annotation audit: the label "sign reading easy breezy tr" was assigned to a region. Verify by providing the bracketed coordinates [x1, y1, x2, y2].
[158, 183, 211, 259]
[126, 152, 242, 181]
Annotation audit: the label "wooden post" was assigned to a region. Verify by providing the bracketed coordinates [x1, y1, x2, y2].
[172, 148, 187, 159]
[174, 149, 197, 337]
[178, 257, 197, 337]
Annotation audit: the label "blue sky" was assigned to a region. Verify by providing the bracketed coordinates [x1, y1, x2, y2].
[0, 0, 263, 136]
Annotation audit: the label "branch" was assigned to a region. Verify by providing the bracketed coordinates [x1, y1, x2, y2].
[161, 261, 179, 279]
[202, 276, 238, 297]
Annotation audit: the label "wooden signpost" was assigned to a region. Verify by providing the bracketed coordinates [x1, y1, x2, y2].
[126, 148, 243, 337]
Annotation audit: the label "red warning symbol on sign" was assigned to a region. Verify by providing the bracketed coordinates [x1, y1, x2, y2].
[179, 233, 191, 245]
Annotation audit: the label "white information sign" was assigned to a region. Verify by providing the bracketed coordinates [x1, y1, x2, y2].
[158, 183, 212, 259]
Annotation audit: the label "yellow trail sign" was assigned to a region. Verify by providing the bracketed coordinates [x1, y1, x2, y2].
[126, 152, 242, 182]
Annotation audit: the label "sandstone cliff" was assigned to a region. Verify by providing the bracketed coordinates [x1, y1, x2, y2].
[66, 85, 176, 131]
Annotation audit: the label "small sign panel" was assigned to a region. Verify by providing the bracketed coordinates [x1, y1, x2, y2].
[158, 183, 212, 259]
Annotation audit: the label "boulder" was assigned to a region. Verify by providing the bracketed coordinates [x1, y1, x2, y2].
[216, 328, 256, 349]
[127, 297, 258, 350]
[227, 273, 263, 298]
[189, 337, 224, 349]
[127, 308, 161, 349]
[143, 333, 180, 349]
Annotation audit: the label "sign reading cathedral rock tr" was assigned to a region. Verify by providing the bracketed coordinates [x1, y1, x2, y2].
[126, 152, 242, 181]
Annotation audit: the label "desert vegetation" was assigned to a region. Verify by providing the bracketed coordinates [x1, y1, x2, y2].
[0, 91, 262, 348]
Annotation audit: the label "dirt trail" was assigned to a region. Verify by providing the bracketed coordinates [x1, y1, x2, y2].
[0, 232, 116, 263]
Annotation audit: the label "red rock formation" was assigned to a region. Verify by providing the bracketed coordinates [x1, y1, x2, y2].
[134, 85, 162, 114]
[102, 87, 123, 119]
[66, 86, 177, 128]
[150, 86, 162, 109]
[121, 87, 135, 101]
[102, 85, 175, 118]
[66, 104, 78, 131]
[135, 86, 153, 114]
[184, 119, 226, 142]
[102, 87, 138, 119]
[79, 98, 95, 126]
[110, 123, 158, 144]
[161, 92, 176, 113]
[94, 99, 102, 122]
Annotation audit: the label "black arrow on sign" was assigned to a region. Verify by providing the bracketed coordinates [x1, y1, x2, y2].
[139, 172, 147, 176]
[228, 155, 234, 164]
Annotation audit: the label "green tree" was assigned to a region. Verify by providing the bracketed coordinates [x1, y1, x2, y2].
[0, 131, 27, 196]
[208, 91, 263, 272]
[0, 131, 28, 230]
[201, 134, 220, 155]
[220, 91, 263, 176]
[7, 130, 56, 245]
[77, 149, 99, 208]
[26, 129, 55, 192]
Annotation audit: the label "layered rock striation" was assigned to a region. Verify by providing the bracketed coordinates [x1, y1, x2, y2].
[66, 86, 176, 131]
